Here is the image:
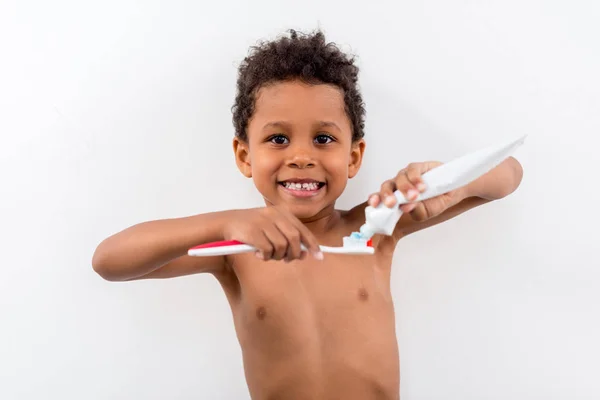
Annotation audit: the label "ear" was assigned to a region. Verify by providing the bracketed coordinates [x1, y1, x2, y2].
[233, 137, 252, 178]
[348, 139, 366, 179]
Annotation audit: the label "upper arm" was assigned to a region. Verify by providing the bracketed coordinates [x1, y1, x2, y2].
[126, 254, 227, 280]
[392, 196, 491, 240]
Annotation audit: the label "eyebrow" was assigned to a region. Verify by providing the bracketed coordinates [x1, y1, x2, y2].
[316, 121, 341, 131]
[262, 121, 341, 131]
[262, 121, 290, 130]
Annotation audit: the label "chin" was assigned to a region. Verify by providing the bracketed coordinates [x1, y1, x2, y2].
[289, 206, 322, 219]
[259, 183, 341, 216]
[261, 197, 324, 218]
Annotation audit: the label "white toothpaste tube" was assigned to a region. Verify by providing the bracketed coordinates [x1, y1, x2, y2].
[353, 135, 526, 240]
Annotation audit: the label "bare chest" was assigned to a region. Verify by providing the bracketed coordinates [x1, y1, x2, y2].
[214, 252, 400, 399]
[219, 252, 395, 350]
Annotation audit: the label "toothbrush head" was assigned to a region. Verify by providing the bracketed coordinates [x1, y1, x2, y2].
[343, 233, 373, 249]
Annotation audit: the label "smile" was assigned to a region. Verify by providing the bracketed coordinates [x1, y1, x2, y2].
[278, 179, 326, 197]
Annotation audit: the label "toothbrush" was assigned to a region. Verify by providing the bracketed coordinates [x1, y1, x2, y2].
[352, 135, 526, 240]
[188, 238, 374, 257]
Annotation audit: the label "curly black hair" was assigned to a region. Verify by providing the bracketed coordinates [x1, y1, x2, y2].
[232, 29, 365, 142]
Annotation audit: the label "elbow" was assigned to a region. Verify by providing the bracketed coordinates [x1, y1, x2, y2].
[504, 156, 524, 197]
[92, 241, 125, 282]
[467, 157, 524, 201]
[494, 157, 524, 199]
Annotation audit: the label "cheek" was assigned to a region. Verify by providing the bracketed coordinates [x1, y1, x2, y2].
[324, 151, 351, 176]
[250, 149, 280, 177]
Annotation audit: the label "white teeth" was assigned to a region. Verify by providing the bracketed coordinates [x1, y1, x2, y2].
[283, 182, 321, 191]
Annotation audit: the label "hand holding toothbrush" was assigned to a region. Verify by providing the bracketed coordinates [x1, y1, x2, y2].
[220, 207, 324, 262]
[368, 161, 462, 222]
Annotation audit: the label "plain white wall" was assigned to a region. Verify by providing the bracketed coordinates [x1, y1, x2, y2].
[1, 0, 599, 399]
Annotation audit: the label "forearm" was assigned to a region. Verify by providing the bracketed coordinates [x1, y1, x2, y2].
[460, 156, 523, 201]
[92, 211, 229, 281]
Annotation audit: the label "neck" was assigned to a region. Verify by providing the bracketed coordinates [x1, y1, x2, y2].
[264, 201, 341, 236]
[299, 204, 341, 235]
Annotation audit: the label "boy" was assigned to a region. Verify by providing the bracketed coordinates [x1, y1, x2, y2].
[92, 30, 523, 399]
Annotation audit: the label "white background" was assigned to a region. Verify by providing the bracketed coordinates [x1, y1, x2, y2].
[1, 0, 599, 399]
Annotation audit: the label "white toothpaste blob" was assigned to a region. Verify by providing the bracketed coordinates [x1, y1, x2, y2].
[343, 232, 370, 247]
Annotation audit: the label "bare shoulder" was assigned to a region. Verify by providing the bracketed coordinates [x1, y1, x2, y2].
[336, 201, 367, 233]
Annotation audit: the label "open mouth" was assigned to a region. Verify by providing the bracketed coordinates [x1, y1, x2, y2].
[279, 181, 326, 191]
[278, 179, 326, 196]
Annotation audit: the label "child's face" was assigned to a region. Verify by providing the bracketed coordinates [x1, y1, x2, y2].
[233, 80, 365, 219]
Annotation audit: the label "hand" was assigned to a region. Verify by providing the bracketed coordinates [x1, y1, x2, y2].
[368, 161, 460, 221]
[222, 207, 323, 262]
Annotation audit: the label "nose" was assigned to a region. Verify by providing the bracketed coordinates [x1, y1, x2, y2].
[286, 146, 315, 169]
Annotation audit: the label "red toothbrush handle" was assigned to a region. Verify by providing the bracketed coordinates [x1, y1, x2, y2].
[189, 240, 245, 250]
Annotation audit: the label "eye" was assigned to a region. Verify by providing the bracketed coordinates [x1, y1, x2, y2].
[314, 134, 334, 145]
[268, 134, 289, 145]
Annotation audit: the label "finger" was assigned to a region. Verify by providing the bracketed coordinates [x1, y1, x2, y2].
[368, 193, 380, 207]
[275, 207, 322, 260]
[275, 221, 303, 261]
[379, 179, 398, 207]
[262, 225, 289, 261]
[400, 203, 417, 213]
[405, 165, 427, 192]
[408, 202, 429, 221]
[395, 169, 419, 202]
[254, 231, 275, 260]
[294, 222, 323, 260]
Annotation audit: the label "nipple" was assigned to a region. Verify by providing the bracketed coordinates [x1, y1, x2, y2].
[358, 288, 369, 301]
[256, 306, 267, 320]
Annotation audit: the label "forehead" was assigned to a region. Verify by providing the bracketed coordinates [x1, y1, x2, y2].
[249, 80, 350, 131]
